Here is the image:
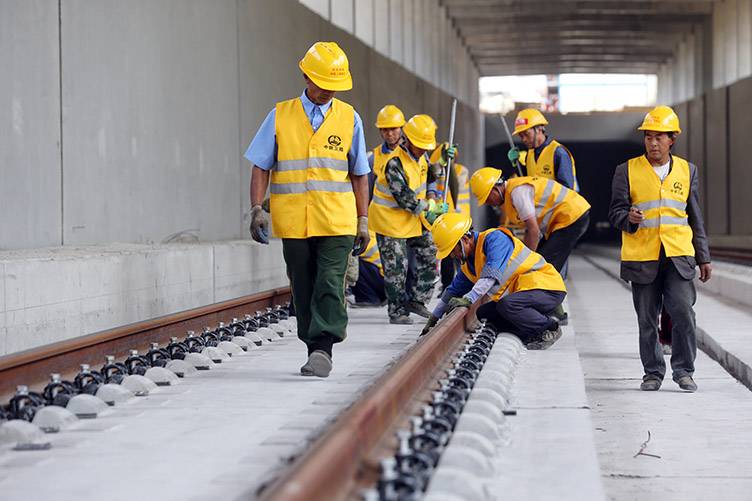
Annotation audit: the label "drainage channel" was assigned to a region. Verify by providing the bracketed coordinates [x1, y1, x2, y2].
[0, 288, 292, 447]
[258, 305, 525, 501]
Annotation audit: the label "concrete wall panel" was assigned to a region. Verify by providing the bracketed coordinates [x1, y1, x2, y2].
[705, 87, 729, 234]
[728, 76, 752, 234]
[0, 1, 62, 250]
[672, 102, 690, 158]
[688, 96, 707, 215]
[61, 0, 241, 245]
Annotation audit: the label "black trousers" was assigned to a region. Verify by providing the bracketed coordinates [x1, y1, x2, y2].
[352, 261, 386, 304]
[538, 211, 590, 272]
[476, 289, 565, 342]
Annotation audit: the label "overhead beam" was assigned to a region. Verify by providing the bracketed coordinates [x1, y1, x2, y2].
[471, 47, 674, 58]
[458, 19, 699, 36]
[479, 62, 660, 76]
[446, 1, 713, 18]
[464, 30, 682, 43]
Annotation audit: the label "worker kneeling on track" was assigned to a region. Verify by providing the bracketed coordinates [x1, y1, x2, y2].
[369, 114, 448, 325]
[245, 42, 371, 378]
[470, 168, 590, 325]
[421, 213, 566, 350]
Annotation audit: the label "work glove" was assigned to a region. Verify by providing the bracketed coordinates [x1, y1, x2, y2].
[345, 254, 360, 286]
[447, 296, 472, 312]
[424, 202, 450, 225]
[352, 216, 370, 256]
[507, 147, 520, 164]
[420, 314, 439, 336]
[249, 205, 270, 244]
[439, 143, 458, 167]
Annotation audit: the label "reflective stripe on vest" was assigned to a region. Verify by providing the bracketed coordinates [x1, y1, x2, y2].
[368, 145, 428, 238]
[360, 230, 383, 275]
[621, 155, 694, 261]
[270, 97, 356, 238]
[460, 227, 566, 299]
[526, 139, 580, 191]
[503, 176, 590, 238]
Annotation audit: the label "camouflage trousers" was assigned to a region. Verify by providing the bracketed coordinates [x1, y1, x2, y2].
[376, 230, 437, 318]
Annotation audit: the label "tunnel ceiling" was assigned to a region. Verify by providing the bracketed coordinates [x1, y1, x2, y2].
[443, 0, 716, 76]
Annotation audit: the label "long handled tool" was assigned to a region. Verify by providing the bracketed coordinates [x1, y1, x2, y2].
[499, 113, 524, 177]
[442, 99, 458, 205]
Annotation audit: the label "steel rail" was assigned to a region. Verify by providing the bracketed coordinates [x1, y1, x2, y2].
[0, 287, 291, 402]
[257, 304, 479, 501]
[710, 246, 752, 265]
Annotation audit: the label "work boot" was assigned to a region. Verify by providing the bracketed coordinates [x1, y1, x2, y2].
[526, 324, 562, 350]
[550, 304, 569, 326]
[300, 350, 332, 378]
[675, 375, 698, 392]
[389, 315, 413, 325]
[640, 375, 662, 391]
[406, 301, 431, 319]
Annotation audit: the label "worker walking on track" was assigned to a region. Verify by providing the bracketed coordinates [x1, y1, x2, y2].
[244, 42, 371, 378]
[421, 213, 566, 350]
[509, 108, 580, 191]
[369, 114, 448, 324]
[608, 105, 711, 392]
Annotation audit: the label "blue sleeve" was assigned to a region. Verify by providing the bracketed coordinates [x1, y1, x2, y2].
[348, 111, 371, 175]
[367, 150, 374, 171]
[441, 272, 475, 301]
[480, 231, 515, 281]
[243, 109, 277, 170]
[426, 180, 438, 196]
[554, 146, 576, 190]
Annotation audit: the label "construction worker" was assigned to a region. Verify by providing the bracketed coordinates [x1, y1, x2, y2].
[430, 143, 470, 292]
[245, 42, 370, 378]
[510, 108, 579, 191]
[421, 213, 565, 350]
[349, 230, 386, 307]
[608, 105, 711, 392]
[471, 169, 590, 324]
[369, 105, 406, 182]
[369, 114, 448, 324]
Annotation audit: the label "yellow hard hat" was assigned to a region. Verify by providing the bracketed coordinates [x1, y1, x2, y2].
[512, 108, 548, 135]
[375, 105, 406, 128]
[470, 167, 504, 205]
[403, 114, 437, 150]
[299, 42, 352, 91]
[432, 213, 473, 260]
[638, 105, 681, 134]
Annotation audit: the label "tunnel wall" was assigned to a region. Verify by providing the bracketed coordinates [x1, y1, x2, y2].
[0, 0, 483, 355]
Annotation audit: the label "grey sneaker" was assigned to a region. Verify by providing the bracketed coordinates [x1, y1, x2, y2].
[661, 343, 672, 356]
[640, 375, 662, 391]
[550, 304, 569, 326]
[300, 350, 332, 378]
[406, 301, 432, 319]
[389, 315, 414, 325]
[526, 326, 563, 350]
[676, 375, 697, 392]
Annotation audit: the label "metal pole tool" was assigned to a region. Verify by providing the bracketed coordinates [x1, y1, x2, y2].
[499, 113, 524, 177]
[442, 98, 458, 205]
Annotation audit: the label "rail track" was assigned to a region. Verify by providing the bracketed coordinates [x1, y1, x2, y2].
[709, 246, 752, 265]
[0, 287, 291, 403]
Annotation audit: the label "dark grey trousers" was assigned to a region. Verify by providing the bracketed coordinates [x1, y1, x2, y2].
[538, 211, 590, 273]
[476, 289, 565, 342]
[631, 257, 697, 380]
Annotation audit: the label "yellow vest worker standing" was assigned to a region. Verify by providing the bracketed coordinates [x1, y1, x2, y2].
[511, 108, 580, 191]
[368, 105, 406, 185]
[369, 114, 447, 324]
[244, 42, 371, 378]
[421, 213, 566, 350]
[608, 105, 711, 392]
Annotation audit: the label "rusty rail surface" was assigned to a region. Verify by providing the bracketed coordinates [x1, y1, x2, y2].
[258, 304, 477, 501]
[0, 287, 291, 402]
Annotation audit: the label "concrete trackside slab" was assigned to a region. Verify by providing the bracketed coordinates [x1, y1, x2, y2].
[568, 256, 752, 501]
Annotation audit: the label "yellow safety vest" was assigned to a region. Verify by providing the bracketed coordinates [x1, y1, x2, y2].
[368, 146, 428, 238]
[621, 155, 694, 261]
[461, 227, 566, 300]
[360, 230, 383, 275]
[503, 176, 590, 239]
[455, 163, 471, 217]
[270, 97, 356, 239]
[371, 145, 394, 186]
[527, 140, 579, 191]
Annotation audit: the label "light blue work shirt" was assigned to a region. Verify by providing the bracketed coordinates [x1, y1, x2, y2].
[244, 90, 370, 176]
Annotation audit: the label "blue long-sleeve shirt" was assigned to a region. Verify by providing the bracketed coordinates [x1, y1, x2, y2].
[244, 90, 370, 175]
[433, 230, 515, 317]
[530, 136, 576, 191]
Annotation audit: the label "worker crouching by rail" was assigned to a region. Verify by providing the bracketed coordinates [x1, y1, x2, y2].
[421, 213, 566, 350]
[608, 105, 711, 393]
[245, 42, 371, 378]
[369, 114, 448, 325]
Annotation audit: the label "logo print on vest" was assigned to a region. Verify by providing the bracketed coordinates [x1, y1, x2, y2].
[542, 164, 552, 175]
[326, 135, 344, 152]
[671, 181, 684, 195]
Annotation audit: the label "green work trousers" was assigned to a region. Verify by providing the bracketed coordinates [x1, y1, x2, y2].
[282, 236, 354, 354]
